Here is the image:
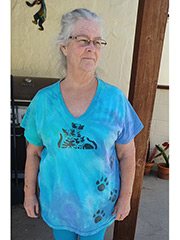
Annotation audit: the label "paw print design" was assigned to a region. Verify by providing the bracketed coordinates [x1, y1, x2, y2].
[93, 210, 105, 223]
[110, 156, 115, 169]
[109, 189, 118, 202]
[96, 177, 109, 191]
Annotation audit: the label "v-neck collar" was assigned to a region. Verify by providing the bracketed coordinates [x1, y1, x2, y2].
[57, 77, 101, 121]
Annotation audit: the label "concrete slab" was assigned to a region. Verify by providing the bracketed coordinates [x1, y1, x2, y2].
[135, 171, 169, 240]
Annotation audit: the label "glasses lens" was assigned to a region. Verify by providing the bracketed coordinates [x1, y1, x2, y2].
[92, 39, 107, 48]
[76, 36, 89, 46]
[100, 40, 107, 48]
[75, 36, 107, 48]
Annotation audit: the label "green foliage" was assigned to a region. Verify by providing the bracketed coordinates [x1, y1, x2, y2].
[155, 143, 169, 168]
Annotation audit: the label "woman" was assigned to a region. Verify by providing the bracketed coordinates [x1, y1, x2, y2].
[21, 8, 143, 240]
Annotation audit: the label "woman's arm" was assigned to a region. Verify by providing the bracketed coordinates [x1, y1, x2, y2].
[113, 139, 136, 221]
[24, 142, 44, 218]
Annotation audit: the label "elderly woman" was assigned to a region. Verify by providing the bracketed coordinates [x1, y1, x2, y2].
[21, 8, 143, 240]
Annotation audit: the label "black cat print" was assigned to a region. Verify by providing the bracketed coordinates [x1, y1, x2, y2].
[57, 122, 98, 150]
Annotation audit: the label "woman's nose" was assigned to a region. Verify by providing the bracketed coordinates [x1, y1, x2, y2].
[86, 40, 96, 52]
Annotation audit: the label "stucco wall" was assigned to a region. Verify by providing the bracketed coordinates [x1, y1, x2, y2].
[11, 0, 139, 96]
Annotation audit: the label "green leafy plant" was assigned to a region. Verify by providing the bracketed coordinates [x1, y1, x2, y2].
[155, 142, 169, 168]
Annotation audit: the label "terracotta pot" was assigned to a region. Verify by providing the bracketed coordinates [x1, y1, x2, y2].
[158, 163, 169, 180]
[144, 161, 155, 175]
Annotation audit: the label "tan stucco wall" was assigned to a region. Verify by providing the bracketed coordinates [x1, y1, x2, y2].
[11, 0, 139, 96]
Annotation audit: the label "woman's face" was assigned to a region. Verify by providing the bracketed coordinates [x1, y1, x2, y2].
[61, 19, 102, 74]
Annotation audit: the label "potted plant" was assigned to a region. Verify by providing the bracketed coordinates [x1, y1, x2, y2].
[155, 142, 169, 180]
[144, 139, 157, 175]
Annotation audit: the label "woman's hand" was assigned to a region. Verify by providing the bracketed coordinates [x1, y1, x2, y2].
[112, 197, 131, 221]
[114, 140, 135, 221]
[23, 142, 43, 218]
[24, 193, 39, 218]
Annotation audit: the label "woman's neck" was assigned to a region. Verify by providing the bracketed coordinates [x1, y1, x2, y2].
[64, 70, 97, 89]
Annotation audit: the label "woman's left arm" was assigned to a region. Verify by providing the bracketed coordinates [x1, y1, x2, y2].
[113, 139, 136, 221]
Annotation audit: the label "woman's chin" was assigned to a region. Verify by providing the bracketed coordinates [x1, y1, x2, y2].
[80, 63, 97, 73]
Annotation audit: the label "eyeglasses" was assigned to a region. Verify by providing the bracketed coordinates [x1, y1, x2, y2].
[69, 35, 107, 49]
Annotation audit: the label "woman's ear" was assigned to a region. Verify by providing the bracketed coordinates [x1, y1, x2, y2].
[60, 45, 67, 56]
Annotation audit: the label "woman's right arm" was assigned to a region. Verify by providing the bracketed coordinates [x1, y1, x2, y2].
[24, 142, 44, 218]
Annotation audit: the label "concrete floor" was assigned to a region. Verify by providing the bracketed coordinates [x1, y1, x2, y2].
[135, 171, 169, 240]
[11, 171, 169, 240]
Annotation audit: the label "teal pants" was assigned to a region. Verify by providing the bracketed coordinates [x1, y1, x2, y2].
[53, 228, 107, 240]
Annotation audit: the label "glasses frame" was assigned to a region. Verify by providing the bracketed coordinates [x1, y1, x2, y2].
[69, 35, 107, 49]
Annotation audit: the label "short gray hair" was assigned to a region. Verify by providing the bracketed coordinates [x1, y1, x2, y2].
[56, 8, 103, 75]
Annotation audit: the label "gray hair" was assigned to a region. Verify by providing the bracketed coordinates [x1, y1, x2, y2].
[56, 8, 104, 76]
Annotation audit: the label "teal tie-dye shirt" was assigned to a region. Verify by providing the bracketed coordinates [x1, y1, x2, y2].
[21, 78, 143, 236]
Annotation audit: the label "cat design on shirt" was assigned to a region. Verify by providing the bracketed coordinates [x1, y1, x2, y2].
[57, 122, 97, 150]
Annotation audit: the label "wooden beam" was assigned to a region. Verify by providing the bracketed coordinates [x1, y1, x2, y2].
[113, 0, 169, 240]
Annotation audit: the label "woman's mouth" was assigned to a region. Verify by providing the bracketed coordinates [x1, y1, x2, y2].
[82, 57, 95, 61]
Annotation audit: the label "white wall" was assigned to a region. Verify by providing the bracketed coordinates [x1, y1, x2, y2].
[150, 18, 169, 162]
[157, 18, 169, 86]
[150, 89, 169, 147]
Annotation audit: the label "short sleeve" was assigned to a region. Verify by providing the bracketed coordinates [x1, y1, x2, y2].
[20, 93, 44, 146]
[116, 95, 144, 145]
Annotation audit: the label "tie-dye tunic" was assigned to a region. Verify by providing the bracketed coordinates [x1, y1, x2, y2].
[21, 78, 143, 236]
